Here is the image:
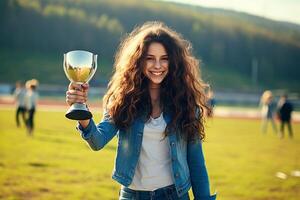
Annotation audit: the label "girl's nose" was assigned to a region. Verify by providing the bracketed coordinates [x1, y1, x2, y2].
[154, 60, 162, 69]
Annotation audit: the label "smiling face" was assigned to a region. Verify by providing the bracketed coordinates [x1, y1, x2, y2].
[143, 42, 169, 88]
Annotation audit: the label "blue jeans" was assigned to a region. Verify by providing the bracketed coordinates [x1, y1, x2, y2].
[119, 184, 190, 200]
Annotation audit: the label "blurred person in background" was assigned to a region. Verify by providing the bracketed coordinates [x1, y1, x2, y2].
[25, 79, 39, 135]
[259, 90, 277, 134]
[66, 21, 216, 200]
[13, 81, 27, 127]
[277, 94, 293, 139]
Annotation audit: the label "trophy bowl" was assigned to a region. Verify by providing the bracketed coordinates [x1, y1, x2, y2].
[63, 50, 97, 120]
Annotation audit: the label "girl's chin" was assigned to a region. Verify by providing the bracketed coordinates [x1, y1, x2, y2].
[148, 79, 164, 86]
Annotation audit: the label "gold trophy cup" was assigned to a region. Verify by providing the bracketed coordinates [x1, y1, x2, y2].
[63, 50, 97, 120]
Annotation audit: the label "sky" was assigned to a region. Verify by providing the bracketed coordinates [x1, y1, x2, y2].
[161, 0, 300, 25]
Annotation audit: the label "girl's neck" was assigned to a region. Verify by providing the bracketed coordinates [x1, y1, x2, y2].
[149, 85, 160, 103]
[149, 84, 161, 118]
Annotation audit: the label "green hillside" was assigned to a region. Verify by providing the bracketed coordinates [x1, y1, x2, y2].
[1, 0, 300, 91]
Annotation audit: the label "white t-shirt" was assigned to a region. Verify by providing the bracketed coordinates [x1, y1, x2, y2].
[129, 113, 174, 191]
[14, 88, 26, 107]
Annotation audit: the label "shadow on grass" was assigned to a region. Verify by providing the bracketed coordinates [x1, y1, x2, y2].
[28, 162, 50, 168]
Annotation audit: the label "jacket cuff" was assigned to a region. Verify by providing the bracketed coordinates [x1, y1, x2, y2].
[76, 119, 95, 140]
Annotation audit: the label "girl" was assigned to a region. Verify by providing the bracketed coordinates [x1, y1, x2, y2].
[66, 21, 216, 200]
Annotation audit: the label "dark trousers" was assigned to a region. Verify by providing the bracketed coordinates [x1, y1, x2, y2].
[119, 184, 190, 200]
[16, 106, 26, 127]
[26, 108, 35, 134]
[280, 120, 293, 138]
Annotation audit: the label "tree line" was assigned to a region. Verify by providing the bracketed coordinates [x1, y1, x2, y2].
[1, 0, 299, 91]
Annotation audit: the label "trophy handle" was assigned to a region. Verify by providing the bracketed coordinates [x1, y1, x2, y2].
[63, 53, 68, 79]
[93, 54, 98, 70]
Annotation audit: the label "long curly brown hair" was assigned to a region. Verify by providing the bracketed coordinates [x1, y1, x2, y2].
[103, 21, 211, 141]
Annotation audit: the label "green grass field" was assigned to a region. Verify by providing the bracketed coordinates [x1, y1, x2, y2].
[0, 109, 299, 200]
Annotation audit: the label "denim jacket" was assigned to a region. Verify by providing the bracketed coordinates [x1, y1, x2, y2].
[77, 111, 216, 200]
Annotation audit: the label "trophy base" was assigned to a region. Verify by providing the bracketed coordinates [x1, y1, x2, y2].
[65, 103, 92, 120]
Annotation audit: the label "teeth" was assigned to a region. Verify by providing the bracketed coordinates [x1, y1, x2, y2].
[151, 72, 163, 75]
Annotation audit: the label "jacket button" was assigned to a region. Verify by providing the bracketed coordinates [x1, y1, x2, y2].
[175, 173, 179, 177]
[171, 142, 175, 146]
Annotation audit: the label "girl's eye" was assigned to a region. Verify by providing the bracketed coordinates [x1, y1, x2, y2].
[146, 57, 155, 61]
[146, 57, 156, 64]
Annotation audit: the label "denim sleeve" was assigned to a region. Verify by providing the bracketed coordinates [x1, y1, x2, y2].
[187, 138, 217, 200]
[76, 111, 118, 151]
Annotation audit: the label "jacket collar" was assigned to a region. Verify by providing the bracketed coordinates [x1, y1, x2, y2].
[137, 108, 172, 124]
